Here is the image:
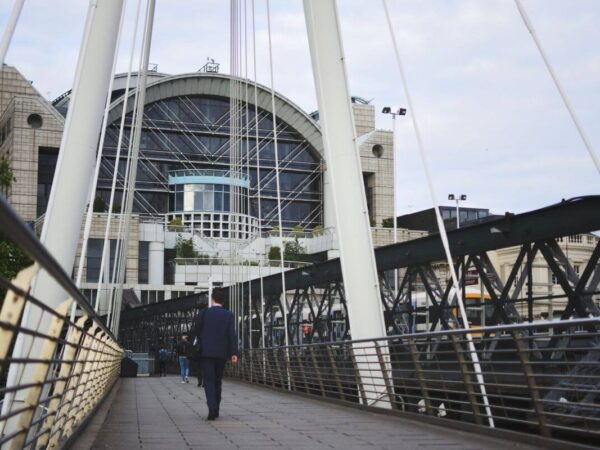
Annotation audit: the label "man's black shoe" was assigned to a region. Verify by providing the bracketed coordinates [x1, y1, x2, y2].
[207, 412, 216, 421]
[215, 409, 219, 418]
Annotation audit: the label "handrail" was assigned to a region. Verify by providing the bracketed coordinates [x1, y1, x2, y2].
[0, 195, 115, 340]
[253, 316, 600, 351]
[230, 317, 600, 445]
[0, 194, 122, 449]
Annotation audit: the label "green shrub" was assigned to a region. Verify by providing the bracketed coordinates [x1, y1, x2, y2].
[93, 196, 106, 212]
[168, 217, 183, 231]
[175, 235, 197, 258]
[382, 218, 394, 228]
[268, 246, 281, 261]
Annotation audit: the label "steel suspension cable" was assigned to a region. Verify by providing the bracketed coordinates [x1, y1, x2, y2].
[251, 0, 266, 348]
[266, 0, 289, 349]
[97, 0, 144, 315]
[108, 0, 156, 335]
[514, 0, 600, 175]
[382, 0, 494, 427]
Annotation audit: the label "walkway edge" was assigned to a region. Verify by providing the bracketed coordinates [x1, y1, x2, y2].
[63, 378, 122, 450]
[229, 378, 597, 450]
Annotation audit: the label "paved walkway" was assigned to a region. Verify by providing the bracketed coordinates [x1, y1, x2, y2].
[86, 376, 535, 450]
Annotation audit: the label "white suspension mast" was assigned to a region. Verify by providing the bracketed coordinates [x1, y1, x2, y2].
[303, 0, 389, 407]
[1, 0, 125, 437]
[74, 0, 128, 301]
[0, 0, 25, 65]
[382, 0, 494, 426]
[514, 0, 600, 175]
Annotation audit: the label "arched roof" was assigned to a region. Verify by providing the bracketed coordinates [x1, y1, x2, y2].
[106, 72, 324, 158]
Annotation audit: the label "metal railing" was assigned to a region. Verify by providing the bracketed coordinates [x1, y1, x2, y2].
[0, 196, 123, 449]
[229, 317, 600, 447]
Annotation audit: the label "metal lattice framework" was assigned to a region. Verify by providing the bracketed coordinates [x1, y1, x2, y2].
[122, 197, 600, 352]
[238, 196, 600, 347]
[118, 292, 207, 352]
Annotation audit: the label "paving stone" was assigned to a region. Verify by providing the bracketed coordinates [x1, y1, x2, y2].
[84, 376, 539, 450]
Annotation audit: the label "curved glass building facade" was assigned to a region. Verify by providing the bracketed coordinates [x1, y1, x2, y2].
[95, 75, 324, 235]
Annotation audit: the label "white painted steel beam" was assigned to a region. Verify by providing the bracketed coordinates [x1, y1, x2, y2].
[0, 0, 25, 65]
[303, 0, 390, 408]
[1, 0, 125, 436]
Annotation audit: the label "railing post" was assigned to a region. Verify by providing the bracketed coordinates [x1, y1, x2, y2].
[349, 346, 367, 405]
[406, 337, 433, 416]
[47, 315, 89, 448]
[39, 316, 85, 448]
[512, 331, 551, 437]
[374, 342, 395, 408]
[284, 348, 296, 391]
[326, 346, 346, 401]
[12, 299, 71, 450]
[272, 347, 285, 388]
[293, 347, 308, 392]
[309, 346, 326, 397]
[450, 334, 484, 425]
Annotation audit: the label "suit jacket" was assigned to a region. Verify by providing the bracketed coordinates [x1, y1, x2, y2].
[192, 306, 238, 360]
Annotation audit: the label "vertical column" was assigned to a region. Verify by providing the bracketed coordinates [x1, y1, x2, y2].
[148, 241, 165, 285]
[2, 0, 125, 435]
[302, 0, 386, 344]
[303, 0, 390, 408]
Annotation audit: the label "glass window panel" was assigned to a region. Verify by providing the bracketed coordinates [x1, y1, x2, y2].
[214, 192, 223, 211]
[184, 188, 195, 211]
[194, 191, 203, 210]
[204, 191, 214, 211]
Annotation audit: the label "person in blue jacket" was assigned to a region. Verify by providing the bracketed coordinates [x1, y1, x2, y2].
[191, 288, 238, 420]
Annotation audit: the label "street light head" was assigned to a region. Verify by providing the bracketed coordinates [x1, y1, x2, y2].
[382, 106, 407, 116]
[448, 194, 455, 201]
[460, 194, 467, 201]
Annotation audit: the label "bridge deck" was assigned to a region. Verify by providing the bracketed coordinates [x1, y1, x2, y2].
[82, 377, 533, 450]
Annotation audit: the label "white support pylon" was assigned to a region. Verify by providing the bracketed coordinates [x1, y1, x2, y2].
[303, 0, 390, 408]
[1, 0, 125, 436]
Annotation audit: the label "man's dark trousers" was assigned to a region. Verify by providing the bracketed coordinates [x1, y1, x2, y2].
[200, 357, 226, 414]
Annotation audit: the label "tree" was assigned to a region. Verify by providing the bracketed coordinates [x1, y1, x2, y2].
[0, 162, 31, 300]
[284, 238, 306, 262]
[0, 158, 15, 190]
[174, 235, 197, 258]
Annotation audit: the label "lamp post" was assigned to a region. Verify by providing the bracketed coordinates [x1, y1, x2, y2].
[382, 106, 406, 294]
[447, 193, 467, 229]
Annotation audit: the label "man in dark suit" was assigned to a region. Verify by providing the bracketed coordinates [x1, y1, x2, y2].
[191, 288, 238, 421]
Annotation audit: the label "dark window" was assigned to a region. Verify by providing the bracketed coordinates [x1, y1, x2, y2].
[139, 241, 149, 284]
[37, 147, 59, 217]
[86, 239, 120, 283]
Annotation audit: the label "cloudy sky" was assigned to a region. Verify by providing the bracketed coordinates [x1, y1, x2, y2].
[2, 0, 599, 216]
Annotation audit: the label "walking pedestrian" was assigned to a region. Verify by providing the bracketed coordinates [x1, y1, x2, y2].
[191, 288, 238, 420]
[158, 345, 169, 376]
[176, 335, 191, 383]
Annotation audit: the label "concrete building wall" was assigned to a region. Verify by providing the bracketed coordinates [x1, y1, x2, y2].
[0, 66, 64, 222]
